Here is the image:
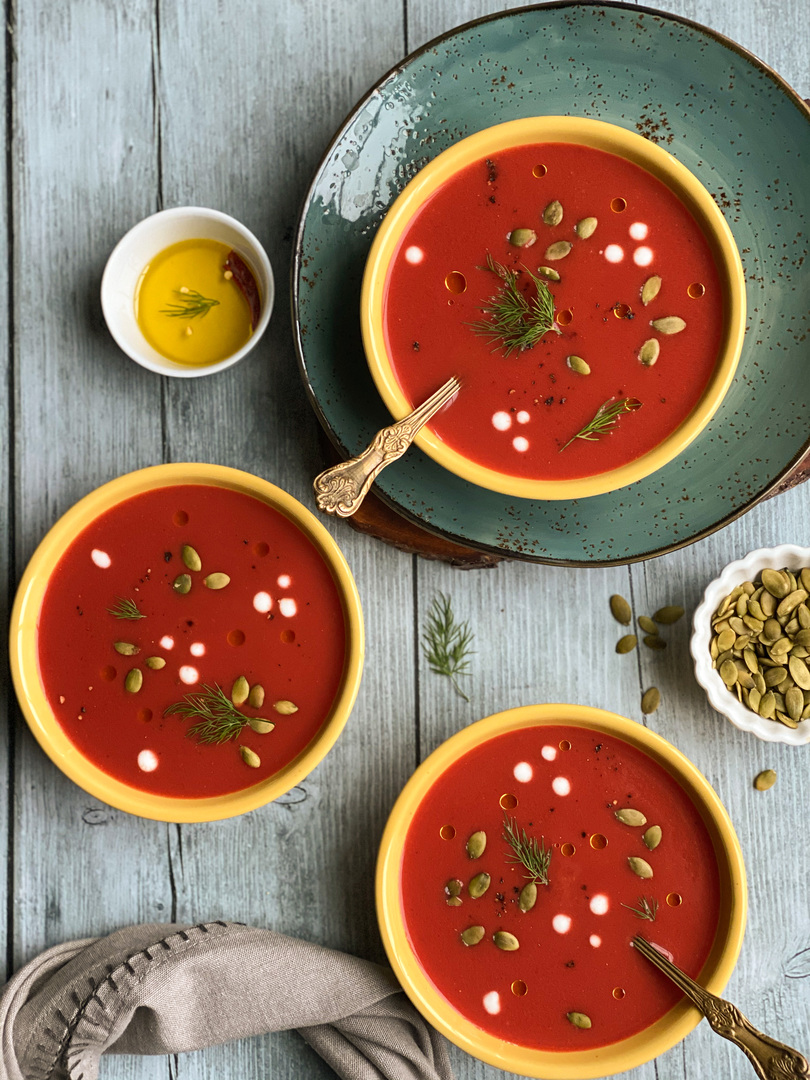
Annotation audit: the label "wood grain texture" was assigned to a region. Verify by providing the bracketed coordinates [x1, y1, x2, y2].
[1, 1, 808, 1079]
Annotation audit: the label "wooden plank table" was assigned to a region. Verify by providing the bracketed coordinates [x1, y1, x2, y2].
[1, 2, 808, 1077]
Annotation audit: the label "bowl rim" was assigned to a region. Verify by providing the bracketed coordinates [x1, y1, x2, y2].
[690, 544, 810, 745]
[375, 703, 747, 1079]
[100, 206, 275, 379]
[9, 463, 364, 822]
[361, 115, 747, 500]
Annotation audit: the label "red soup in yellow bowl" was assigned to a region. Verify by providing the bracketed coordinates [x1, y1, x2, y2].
[10, 465, 364, 821]
[376, 705, 746, 1078]
[362, 118, 745, 500]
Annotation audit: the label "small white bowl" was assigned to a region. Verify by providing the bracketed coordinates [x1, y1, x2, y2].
[691, 544, 810, 745]
[101, 207, 274, 378]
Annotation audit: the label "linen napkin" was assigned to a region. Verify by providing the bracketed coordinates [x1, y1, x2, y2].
[0, 921, 454, 1080]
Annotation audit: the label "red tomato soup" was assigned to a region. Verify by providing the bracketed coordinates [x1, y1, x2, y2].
[383, 143, 723, 480]
[399, 725, 721, 1051]
[36, 485, 347, 797]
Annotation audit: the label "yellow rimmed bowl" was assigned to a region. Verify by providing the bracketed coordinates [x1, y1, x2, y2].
[361, 116, 746, 500]
[376, 703, 747, 1079]
[9, 463, 364, 823]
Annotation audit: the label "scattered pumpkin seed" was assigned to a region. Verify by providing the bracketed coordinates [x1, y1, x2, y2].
[247, 718, 275, 734]
[610, 595, 632, 625]
[203, 572, 230, 590]
[124, 668, 143, 693]
[181, 544, 202, 572]
[446, 896, 462, 907]
[519, 881, 538, 912]
[468, 872, 491, 899]
[616, 634, 637, 654]
[643, 825, 662, 850]
[445, 878, 462, 898]
[567, 1012, 592, 1030]
[114, 641, 140, 656]
[144, 656, 166, 670]
[544, 240, 572, 260]
[461, 925, 485, 946]
[172, 573, 192, 595]
[644, 635, 667, 651]
[641, 687, 661, 715]
[567, 355, 591, 375]
[615, 807, 647, 827]
[638, 616, 658, 635]
[542, 199, 564, 226]
[537, 265, 561, 282]
[575, 216, 597, 239]
[651, 316, 686, 335]
[248, 684, 265, 709]
[641, 275, 662, 305]
[231, 675, 249, 706]
[273, 700, 299, 715]
[639, 338, 660, 366]
[654, 605, 685, 625]
[508, 228, 537, 248]
[754, 768, 776, 791]
[628, 856, 654, 879]
[493, 930, 520, 951]
[466, 831, 487, 859]
[239, 746, 261, 768]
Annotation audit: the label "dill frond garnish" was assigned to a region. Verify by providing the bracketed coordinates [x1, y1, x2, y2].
[164, 683, 248, 745]
[107, 597, 145, 620]
[421, 592, 474, 702]
[621, 895, 658, 921]
[503, 815, 552, 886]
[559, 396, 642, 452]
[160, 289, 220, 319]
[469, 253, 562, 356]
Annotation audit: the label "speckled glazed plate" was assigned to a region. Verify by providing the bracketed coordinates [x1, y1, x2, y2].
[293, 2, 810, 565]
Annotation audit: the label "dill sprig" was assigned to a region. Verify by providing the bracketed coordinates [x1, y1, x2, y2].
[622, 895, 658, 922]
[469, 253, 562, 356]
[164, 684, 248, 745]
[421, 592, 474, 702]
[503, 815, 552, 885]
[161, 289, 220, 319]
[559, 396, 642, 452]
[107, 597, 145, 620]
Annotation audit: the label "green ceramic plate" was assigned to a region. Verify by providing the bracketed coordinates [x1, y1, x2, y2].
[293, 1, 810, 565]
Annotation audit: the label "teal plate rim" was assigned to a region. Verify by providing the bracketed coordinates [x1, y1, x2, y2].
[292, 1, 810, 566]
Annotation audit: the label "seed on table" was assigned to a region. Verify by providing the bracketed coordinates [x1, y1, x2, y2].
[644, 635, 667, 651]
[610, 595, 632, 625]
[616, 635, 637, 654]
[641, 687, 661, 714]
[638, 616, 658, 635]
[653, 605, 684, 625]
[493, 930, 520, 951]
[754, 769, 776, 791]
[466, 831, 487, 859]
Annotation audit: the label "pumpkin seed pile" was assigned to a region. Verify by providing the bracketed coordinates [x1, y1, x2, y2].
[609, 594, 685, 713]
[709, 567, 810, 728]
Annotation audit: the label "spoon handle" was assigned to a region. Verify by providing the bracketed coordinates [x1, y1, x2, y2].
[632, 936, 809, 1080]
[313, 376, 461, 518]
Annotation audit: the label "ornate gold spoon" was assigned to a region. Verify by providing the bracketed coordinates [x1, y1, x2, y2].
[632, 935, 809, 1079]
[313, 376, 461, 517]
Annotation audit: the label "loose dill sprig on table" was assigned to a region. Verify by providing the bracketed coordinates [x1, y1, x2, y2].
[421, 592, 474, 702]
[559, 396, 642, 452]
[469, 253, 561, 356]
[160, 289, 220, 319]
[107, 597, 146, 620]
[164, 684, 248, 745]
[621, 895, 658, 922]
[503, 815, 552, 885]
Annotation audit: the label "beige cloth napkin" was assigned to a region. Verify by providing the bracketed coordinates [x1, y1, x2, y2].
[0, 922, 454, 1080]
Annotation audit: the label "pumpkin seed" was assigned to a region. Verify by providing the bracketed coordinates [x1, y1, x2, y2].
[240, 746, 261, 768]
[461, 925, 485, 946]
[650, 316, 686, 335]
[716, 629, 736, 653]
[273, 700, 299, 715]
[616, 807, 647, 826]
[788, 654, 810, 690]
[567, 1012, 592, 1030]
[641, 687, 661, 714]
[445, 878, 463, 898]
[247, 718, 275, 734]
[760, 590, 777, 616]
[637, 338, 660, 370]
[575, 216, 597, 239]
[778, 711, 799, 729]
[644, 635, 667, 651]
[446, 896, 462, 907]
[545, 240, 572, 260]
[748, 687, 762, 713]
[248, 684, 265, 708]
[643, 825, 662, 850]
[763, 618, 782, 641]
[567, 355, 591, 375]
[616, 634, 637, 654]
[537, 265, 561, 282]
[641, 275, 662, 305]
[114, 641, 140, 656]
[654, 605, 685, 625]
[754, 768, 776, 791]
[786, 686, 804, 721]
[778, 589, 809, 618]
[761, 568, 789, 599]
[144, 656, 166, 670]
[758, 691, 776, 719]
[720, 660, 738, 686]
[754, 672, 766, 694]
[519, 881, 538, 912]
[466, 831, 487, 859]
[181, 544, 202, 572]
[493, 930, 519, 951]
[743, 615, 764, 634]
[203, 572, 230, 590]
[231, 676, 250, 705]
[628, 856, 653, 879]
[508, 228, 537, 247]
[124, 668, 143, 693]
[799, 604, 810, 629]
[728, 616, 746, 635]
[747, 599, 766, 621]
[172, 573, 192, 595]
[468, 872, 491, 899]
[610, 594, 632, 625]
[801, 568, 810, 592]
[542, 199, 564, 226]
[764, 666, 788, 688]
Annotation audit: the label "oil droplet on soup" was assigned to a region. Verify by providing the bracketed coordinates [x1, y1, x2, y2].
[135, 239, 255, 366]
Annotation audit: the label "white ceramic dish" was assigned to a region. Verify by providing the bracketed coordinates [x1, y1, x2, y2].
[691, 544, 810, 745]
[101, 207, 274, 378]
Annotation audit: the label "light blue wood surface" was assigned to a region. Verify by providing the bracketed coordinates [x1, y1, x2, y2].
[1, 2, 808, 1078]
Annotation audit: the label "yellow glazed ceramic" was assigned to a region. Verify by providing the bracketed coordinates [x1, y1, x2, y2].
[376, 704, 747, 1078]
[9, 463, 364, 823]
[362, 117, 746, 500]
